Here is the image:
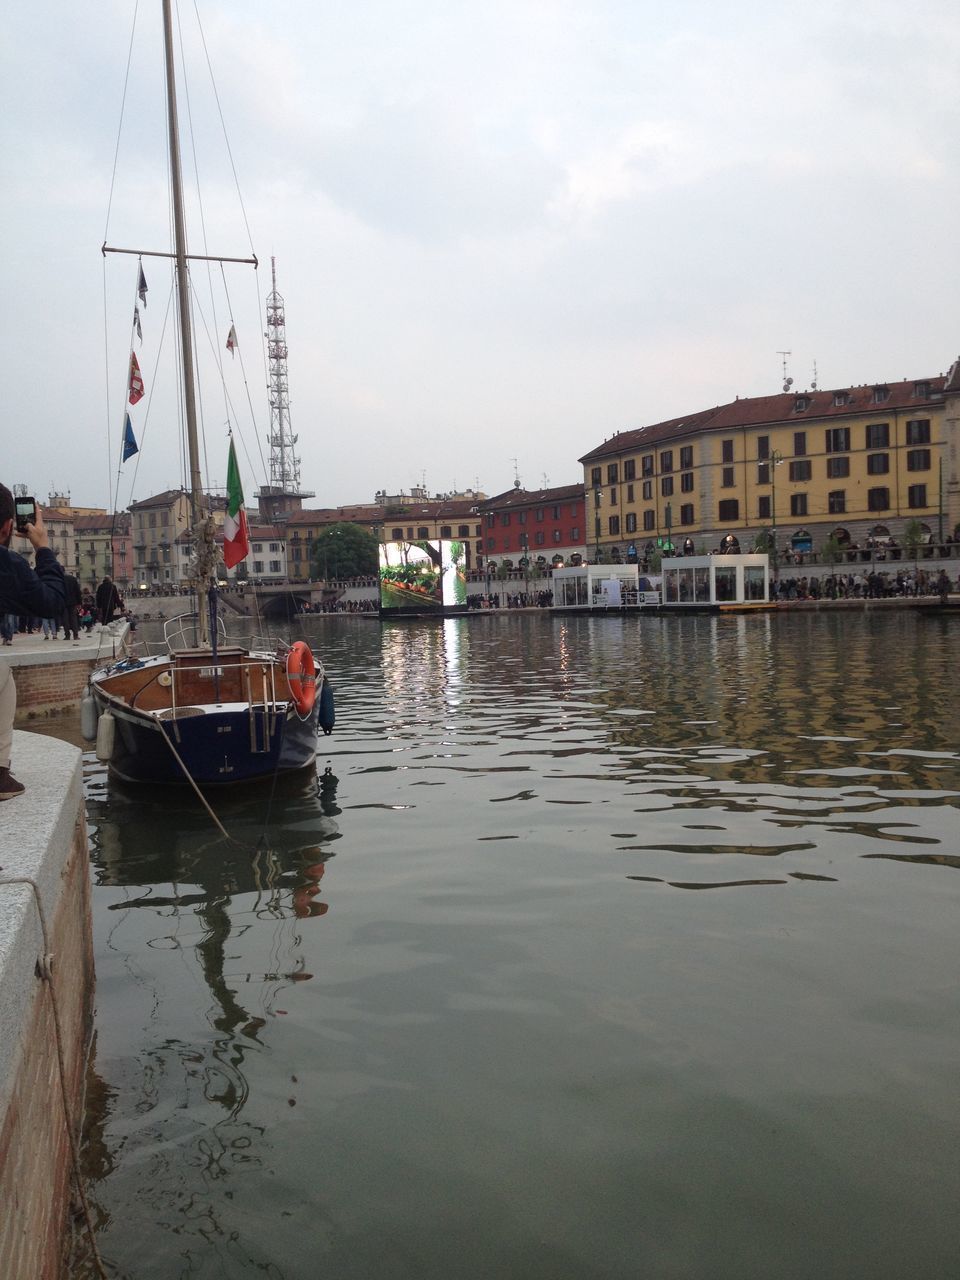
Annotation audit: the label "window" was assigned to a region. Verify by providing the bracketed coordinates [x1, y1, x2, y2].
[626, 484, 634, 502]
[149, 512, 156, 528]
[536, 508, 545, 521]
[913, 381, 931, 399]
[440, 525, 452, 537]
[553, 505, 561, 519]
[607, 463, 619, 484]
[485, 514, 495, 528]
[534, 531, 544, 546]
[417, 526, 429, 538]
[793, 432, 806, 456]
[660, 450, 673, 473]
[758, 495, 771, 520]
[790, 494, 808, 517]
[641, 455, 654, 477]
[609, 488, 617, 505]
[485, 537, 494, 550]
[865, 423, 889, 449]
[590, 467, 601, 486]
[680, 504, 694, 526]
[458, 525, 469, 536]
[794, 395, 810, 412]
[406, 528, 414, 539]
[269, 560, 282, 573]
[789, 460, 812, 482]
[661, 476, 674, 497]
[757, 463, 770, 485]
[269, 542, 280, 552]
[517, 512, 526, 526]
[608, 516, 620, 535]
[253, 561, 264, 574]
[593, 490, 601, 508]
[721, 467, 734, 488]
[553, 529, 562, 543]
[757, 436, 770, 460]
[868, 488, 890, 511]
[718, 499, 739, 521]
[292, 545, 301, 561]
[571, 527, 579, 541]
[907, 449, 931, 471]
[643, 510, 655, 531]
[867, 453, 889, 475]
[833, 391, 849, 407]
[908, 485, 928, 508]
[642, 480, 653, 501]
[681, 471, 694, 493]
[906, 419, 930, 445]
[722, 439, 734, 463]
[873, 385, 890, 404]
[828, 490, 846, 514]
[826, 457, 850, 478]
[624, 459, 636, 481]
[825, 427, 850, 452]
[625, 512, 637, 533]
[680, 446, 693, 469]
[500, 514, 511, 527]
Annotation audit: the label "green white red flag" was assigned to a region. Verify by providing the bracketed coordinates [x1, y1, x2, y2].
[223, 437, 249, 569]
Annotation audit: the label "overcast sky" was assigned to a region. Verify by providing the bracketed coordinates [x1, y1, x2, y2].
[3, 0, 958, 513]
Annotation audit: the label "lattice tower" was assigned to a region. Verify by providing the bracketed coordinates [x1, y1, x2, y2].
[265, 257, 305, 495]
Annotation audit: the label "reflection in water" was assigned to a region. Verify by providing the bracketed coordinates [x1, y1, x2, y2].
[71, 612, 960, 1280]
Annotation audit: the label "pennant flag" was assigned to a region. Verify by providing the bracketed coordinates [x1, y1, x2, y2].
[133, 305, 142, 343]
[122, 413, 139, 462]
[223, 437, 250, 569]
[137, 263, 148, 307]
[226, 323, 238, 357]
[128, 351, 145, 405]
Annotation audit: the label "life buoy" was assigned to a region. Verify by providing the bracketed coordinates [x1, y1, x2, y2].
[286, 642, 317, 717]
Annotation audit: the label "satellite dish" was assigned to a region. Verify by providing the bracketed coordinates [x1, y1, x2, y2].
[782, 377, 794, 391]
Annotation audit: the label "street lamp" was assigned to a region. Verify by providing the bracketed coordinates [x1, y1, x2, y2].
[770, 449, 784, 573]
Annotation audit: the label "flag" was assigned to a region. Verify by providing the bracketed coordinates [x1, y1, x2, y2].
[137, 263, 148, 307]
[122, 414, 139, 462]
[223, 436, 250, 569]
[128, 351, 145, 405]
[133, 305, 142, 343]
[226, 323, 237, 357]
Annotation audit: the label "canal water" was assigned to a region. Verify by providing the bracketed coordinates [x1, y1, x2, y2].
[68, 611, 958, 1279]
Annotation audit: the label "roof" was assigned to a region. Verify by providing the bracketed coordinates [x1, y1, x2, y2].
[74, 513, 131, 534]
[579, 376, 947, 464]
[479, 483, 585, 513]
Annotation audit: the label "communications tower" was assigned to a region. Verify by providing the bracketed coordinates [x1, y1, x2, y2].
[256, 257, 313, 522]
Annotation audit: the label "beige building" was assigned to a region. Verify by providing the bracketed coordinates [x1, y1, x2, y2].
[580, 366, 960, 561]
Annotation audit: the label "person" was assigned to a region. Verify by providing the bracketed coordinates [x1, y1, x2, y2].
[95, 574, 123, 624]
[61, 572, 82, 642]
[0, 484, 66, 800]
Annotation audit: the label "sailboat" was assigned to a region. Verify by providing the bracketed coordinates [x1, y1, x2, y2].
[89, 0, 334, 787]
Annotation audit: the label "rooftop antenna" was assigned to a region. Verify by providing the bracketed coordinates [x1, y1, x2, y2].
[811, 359, 818, 391]
[778, 350, 793, 393]
[542, 472, 549, 490]
[511, 457, 521, 489]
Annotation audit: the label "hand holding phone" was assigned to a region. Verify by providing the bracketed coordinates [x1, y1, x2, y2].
[15, 497, 37, 534]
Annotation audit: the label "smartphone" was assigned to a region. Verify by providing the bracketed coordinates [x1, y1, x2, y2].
[15, 497, 37, 533]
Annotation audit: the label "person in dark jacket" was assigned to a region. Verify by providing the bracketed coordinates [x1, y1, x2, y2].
[95, 574, 123, 623]
[0, 484, 66, 799]
[61, 572, 83, 642]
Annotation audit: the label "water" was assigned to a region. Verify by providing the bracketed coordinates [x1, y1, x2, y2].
[68, 611, 959, 1279]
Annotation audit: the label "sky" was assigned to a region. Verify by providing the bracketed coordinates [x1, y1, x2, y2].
[3, 0, 959, 513]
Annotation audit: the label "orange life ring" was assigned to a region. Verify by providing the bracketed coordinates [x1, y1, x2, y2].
[286, 642, 317, 716]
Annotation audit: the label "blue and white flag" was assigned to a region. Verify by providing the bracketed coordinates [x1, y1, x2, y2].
[122, 413, 139, 462]
[137, 263, 148, 307]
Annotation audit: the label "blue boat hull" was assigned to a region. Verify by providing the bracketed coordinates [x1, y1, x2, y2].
[98, 699, 320, 787]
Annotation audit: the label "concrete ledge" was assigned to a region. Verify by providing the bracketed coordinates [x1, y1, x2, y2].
[6, 620, 130, 721]
[0, 731, 93, 1279]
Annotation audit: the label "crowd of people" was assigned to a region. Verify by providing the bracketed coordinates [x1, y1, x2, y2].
[772, 568, 955, 601]
[1, 572, 129, 645]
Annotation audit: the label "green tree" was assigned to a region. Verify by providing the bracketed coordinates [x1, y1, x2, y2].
[311, 523, 380, 579]
[821, 534, 843, 567]
[903, 519, 925, 558]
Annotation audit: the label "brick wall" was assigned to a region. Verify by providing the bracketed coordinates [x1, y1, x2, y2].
[12, 659, 98, 722]
[0, 814, 94, 1280]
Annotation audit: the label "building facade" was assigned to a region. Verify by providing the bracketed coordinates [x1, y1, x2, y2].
[580, 372, 959, 561]
[478, 483, 586, 570]
[74, 513, 133, 591]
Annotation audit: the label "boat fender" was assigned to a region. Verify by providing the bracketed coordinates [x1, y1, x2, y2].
[318, 676, 335, 735]
[95, 710, 116, 762]
[286, 642, 317, 718]
[80, 690, 98, 742]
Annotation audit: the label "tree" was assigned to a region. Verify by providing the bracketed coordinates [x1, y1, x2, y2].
[311, 523, 380, 580]
[821, 534, 843, 568]
[903, 519, 925, 558]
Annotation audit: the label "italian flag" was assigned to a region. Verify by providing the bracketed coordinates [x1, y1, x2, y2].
[223, 437, 250, 569]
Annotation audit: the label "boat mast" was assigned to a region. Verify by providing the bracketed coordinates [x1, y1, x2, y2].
[162, 0, 210, 642]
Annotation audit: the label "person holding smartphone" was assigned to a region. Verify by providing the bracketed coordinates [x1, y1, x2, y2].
[0, 484, 66, 800]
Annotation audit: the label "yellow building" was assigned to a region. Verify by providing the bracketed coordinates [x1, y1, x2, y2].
[580, 367, 960, 560]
